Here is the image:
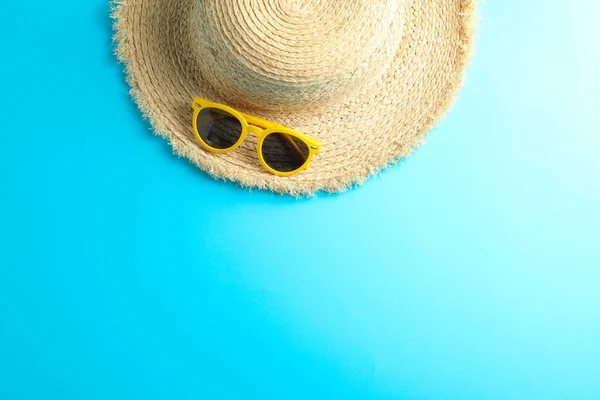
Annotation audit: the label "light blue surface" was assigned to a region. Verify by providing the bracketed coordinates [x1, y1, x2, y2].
[1, 1, 599, 399]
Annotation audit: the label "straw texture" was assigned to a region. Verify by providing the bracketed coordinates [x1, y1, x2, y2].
[112, 0, 477, 195]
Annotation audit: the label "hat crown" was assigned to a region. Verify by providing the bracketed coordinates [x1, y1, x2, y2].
[192, 0, 405, 109]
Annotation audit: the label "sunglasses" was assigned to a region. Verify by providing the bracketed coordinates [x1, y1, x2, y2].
[192, 97, 322, 177]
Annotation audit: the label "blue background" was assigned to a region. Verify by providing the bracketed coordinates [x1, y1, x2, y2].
[1, 1, 599, 399]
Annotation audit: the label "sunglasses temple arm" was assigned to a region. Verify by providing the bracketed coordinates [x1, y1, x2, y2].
[283, 134, 308, 162]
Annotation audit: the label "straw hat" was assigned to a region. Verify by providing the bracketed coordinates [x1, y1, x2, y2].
[112, 0, 476, 195]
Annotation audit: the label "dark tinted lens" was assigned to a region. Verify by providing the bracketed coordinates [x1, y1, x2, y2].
[262, 132, 310, 173]
[196, 108, 243, 149]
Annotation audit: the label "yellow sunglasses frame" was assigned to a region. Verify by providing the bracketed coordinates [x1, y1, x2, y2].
[192, 97, 322, 177]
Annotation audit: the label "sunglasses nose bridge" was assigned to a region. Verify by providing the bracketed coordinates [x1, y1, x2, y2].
[246, 125, 264, 136]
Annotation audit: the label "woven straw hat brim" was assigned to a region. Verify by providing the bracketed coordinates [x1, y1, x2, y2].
[112, 0, 476, 196]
